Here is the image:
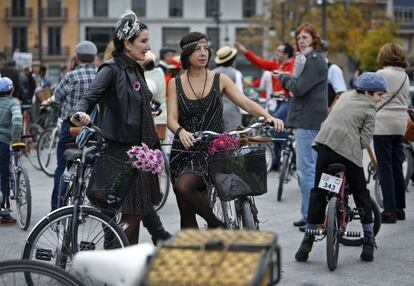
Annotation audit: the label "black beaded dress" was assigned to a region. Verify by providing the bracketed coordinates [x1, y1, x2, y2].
[170, 73, 224, 186]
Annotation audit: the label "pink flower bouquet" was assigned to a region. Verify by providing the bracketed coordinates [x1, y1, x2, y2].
[127, 143, 165, 174]
[208, 133, 240, 156]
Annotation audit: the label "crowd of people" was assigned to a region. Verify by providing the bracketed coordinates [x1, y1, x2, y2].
[0, 9, 411, 267]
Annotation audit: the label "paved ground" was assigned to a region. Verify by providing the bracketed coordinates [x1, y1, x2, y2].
[1, 154, 413, 286]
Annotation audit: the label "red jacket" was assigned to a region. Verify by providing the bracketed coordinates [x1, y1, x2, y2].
[245, 50, 295, 98]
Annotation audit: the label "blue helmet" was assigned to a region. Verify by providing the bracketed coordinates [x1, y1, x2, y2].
[356, 72, 387, 92]
[0, 77, 13, 94]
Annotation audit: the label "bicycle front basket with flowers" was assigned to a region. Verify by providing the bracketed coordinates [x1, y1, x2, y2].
[86, 143, 164, 210]
[207, 133, 267, 201]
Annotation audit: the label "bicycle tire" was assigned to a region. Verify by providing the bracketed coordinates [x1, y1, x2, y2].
[37, 128, 58, 177]
[206, 185, 233, 228]
[154, 149, 170, 212]
[264, 144, 273, 173]
[403, 146, 413, 191]
[22, 206, 129, 274]
[14, 166, 32, 230]
[373, 174, 384, 209]
[339, 196, 381, 246]
[277, 153, 290, 201]
[239, 199, 258, 230]
[326, 197, 339, 271]
[0, 259, 84, 286]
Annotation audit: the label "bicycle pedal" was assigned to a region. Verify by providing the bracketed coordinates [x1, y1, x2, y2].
[343, 231, 361, 238]
[79, 241, 96, 251]
[35, 248, 53, 261]
[305, 229, 324, 236]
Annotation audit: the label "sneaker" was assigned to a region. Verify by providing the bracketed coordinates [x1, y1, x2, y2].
[381, 211, 397, 224]
[295, 234, 315, 262]
[293, 219, 306, 227]
[360, 237, 376, 262]
[395, 209, 405, 221]
[1, 214, 17, 225]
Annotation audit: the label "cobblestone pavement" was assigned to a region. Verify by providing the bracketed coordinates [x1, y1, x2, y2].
[0, 154, 413, 286]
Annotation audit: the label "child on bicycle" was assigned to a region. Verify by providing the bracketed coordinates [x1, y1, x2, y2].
[0, 77, 22, 224]
[295, 72, 387, 262]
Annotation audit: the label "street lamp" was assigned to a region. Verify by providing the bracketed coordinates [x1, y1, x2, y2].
[211, 10, 222, 49]
[316, 0, 334, 40]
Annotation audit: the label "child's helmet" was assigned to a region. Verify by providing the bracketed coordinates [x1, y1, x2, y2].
[0, 77, 13, 93]
[356, 72, 387, 92]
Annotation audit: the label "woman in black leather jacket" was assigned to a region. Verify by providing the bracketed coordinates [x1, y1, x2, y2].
[71, 10, 162, 244]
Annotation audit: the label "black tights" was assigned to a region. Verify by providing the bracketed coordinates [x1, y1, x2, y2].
[121, 214, 141, 245]
[174, 173, 222, 229]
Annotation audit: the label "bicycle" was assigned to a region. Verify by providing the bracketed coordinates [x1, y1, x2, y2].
[36, 119, 61, 177]
[276, 128, 296, 201]
[307, 163, 381, 271]
[0, 259, 84, 286]
[7, 142, 32, 230]
[152, 144, 171, 212]
[196, 120, 283, 230]
[20, 104, 42, 170]
[22, 123, 129, 275]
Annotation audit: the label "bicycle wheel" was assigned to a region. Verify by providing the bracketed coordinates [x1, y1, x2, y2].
[154, 149, 170, 212]
[264, 144, 273, 173]
[37, 128, 58, 177]
[13, 166, 32, 230]
[206, 185, 234, 229]
[238, 198, 259, 230]
[326, 197, 340, 271]
[339, 196, 381, 247]
[277, 153, 290, 201]
[373, 175, 384, 209]
[403, 146, 413, 191]
[0, 259, 84, 286]
[22, 206, 129, 274]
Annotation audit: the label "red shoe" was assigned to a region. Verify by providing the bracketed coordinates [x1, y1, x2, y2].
[1, 214, 17, 224]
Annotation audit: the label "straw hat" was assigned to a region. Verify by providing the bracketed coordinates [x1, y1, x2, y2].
[144, 51, 156, 63]
[215, 46, 237, 64]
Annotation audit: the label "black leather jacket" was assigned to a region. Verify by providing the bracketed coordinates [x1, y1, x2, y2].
[75, 53, 150, 143]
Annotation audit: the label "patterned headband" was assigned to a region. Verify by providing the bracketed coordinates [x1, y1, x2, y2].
[115, 9, 141, 40]
[181, 39, 208, 50]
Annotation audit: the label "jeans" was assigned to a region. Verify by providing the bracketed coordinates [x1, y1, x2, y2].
[295, 128, 318, 221]
[373, 135, 406, 211]
[51, 121, 74, 210]
[0, 142, 10, 210]
[270, 101, 289, 167]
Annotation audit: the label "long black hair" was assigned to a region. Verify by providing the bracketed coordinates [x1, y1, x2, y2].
[179, 32, 211, 70]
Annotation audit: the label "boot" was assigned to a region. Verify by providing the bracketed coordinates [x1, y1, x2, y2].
[295, 234, 315, 262]
[142, 211, 172, 245]
[360, 237, 376, 262]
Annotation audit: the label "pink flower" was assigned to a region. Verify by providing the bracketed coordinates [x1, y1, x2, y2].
[133, 81, 141, 91]
[208, 133, 240, 155]
[126, 145, 165, 174]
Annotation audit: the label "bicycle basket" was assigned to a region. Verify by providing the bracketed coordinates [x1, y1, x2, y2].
[208, 147, 267, 201]
[86, 154, 138, 210]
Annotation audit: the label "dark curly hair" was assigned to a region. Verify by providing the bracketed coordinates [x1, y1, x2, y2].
[179, 32, 211, 70]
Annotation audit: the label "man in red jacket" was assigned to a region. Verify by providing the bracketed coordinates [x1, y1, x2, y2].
[235, 41, 295, 169]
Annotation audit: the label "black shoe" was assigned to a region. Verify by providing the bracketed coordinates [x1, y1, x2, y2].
[381, 211, 397, 223]
[395, 209, 406, 220]
[360, 237, 376, 262]
[293, 220, 306, 227]
[299, 226, 306, 232]
[151, 231, 172, 245]
[295, 234, 315, 262]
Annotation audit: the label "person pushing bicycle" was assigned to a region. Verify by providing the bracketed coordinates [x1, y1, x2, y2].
[0, 77, 22, 224]
[295, 72, 387, 262]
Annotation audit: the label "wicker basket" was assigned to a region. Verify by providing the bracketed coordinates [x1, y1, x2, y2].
[145, 229, 281, 286]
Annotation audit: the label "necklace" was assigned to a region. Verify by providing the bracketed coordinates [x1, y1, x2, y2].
[187, 69, 208, 100]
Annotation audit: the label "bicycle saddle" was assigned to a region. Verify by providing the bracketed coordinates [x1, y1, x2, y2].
[11, 142, 26, 151]
[327, 163, 347, 175]
[73, 243, 155, 286]
[63, 148, 94, 163]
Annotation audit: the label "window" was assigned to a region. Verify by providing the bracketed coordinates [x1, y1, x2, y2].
[47, 0, 62, 17]
[48, 26, 61, 55]
[243, 0, 256, 18]
[394, 7, 414, 23]
[206, 0, 219, 17]
[162, 27, 190, 51]
[12, 26, 28, 53]
[11, 0, 26, 17]
[132, 0, 146, 17]
[169, 0, 183, 17]
[86, 27, 114, 53]
[93, 0, 108, 17]
[207, 27, 219, 52]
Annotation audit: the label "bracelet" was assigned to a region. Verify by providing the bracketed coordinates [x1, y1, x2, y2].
[175, 126, 183, 136]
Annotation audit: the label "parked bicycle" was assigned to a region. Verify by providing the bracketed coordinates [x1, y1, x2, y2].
[306, 163, 381, 271]
[22, 124, 129, 275]
[8, 142, 32, 230]
[276, 128, 296, 201]
[20, 104, 42, 170]
[36, 119, 61, 177]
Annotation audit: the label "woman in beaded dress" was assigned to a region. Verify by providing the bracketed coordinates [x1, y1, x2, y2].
[167, 32, 284, 229]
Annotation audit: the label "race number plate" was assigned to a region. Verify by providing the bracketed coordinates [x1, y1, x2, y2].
[318, 173, 343, 194]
